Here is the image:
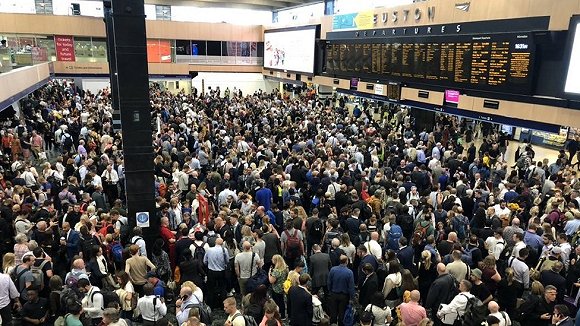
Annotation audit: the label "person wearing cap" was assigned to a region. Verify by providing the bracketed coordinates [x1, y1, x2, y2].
[470, 268, 493, 304]
[539, 247, 563, 274]
[540, 261, 566, 303]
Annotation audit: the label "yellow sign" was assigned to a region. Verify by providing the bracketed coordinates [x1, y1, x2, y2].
[354, 11, 375, 30]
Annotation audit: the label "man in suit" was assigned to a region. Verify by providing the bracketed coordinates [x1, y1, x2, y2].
[551, 304, 573, 326]
[359, 263, 378, 308]
[396, 237, 416, 275]
[308, 244, 331, 298]
[540, 262, 567, 304]
[60, 222, 80, 262]
[288, 273, 314, 326]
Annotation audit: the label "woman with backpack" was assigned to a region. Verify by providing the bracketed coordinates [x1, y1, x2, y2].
[382, 260, 403, 307]
[151, 239, 171, 283]
[115, 271, 136, 320]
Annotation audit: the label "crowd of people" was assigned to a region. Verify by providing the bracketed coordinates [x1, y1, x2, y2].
[0, 79, 578, 326]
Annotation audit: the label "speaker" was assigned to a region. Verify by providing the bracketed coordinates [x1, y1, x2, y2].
[71, 3, 80, 15]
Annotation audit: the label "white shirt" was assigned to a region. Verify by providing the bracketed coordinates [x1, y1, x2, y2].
[131, 236, 147, 257]
[437, 292, 474, 324]
[0, 273, 20, 309]
[101, 169, 119, 184]
[485, 236, 505, 260]
[490, 311, 511, 326]
[82, 286, 104, 319]
[364, 240, 382, 260]
[137, 295, 167, 322]
[512, 241, 526, 258]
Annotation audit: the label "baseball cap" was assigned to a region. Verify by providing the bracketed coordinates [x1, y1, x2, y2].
[551, 247, 562, 255]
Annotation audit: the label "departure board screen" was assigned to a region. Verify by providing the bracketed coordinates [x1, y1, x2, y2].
[323, 33, 535, 94]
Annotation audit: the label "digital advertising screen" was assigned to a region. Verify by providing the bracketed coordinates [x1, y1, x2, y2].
[564, 16, 580, 97]
[264, 27, 317, 74]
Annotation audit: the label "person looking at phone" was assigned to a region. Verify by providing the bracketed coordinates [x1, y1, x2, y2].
[175, 285, 202, 325]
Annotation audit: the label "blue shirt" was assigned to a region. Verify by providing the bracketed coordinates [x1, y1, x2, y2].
[523, 231, 543, 251]
[153, 280, 166, 297]
[328, 265, 355, 299]
[255, 188, 273, 211]
[203, 245, 229, 271]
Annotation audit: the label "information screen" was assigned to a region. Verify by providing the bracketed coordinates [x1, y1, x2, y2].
[324, 33, 535, 94]
[564, 20, 580, 95]
[264, 27, 316, 74]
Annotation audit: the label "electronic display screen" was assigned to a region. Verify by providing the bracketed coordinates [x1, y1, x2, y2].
[324, 33, 535, 94]
[264, 27, 317, 74]
[564, 19, 580, 96]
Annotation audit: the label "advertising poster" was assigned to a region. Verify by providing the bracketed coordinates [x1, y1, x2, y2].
[55, 35, 76, 62]
[147, 39, 172, 63]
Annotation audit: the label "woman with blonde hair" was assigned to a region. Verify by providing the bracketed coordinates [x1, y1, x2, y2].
[496, 267, 520, 314]
[268, 255, 288, 320]
[3, 252, 15, 275]
[240, 225, 255, 247]
[417, 250, 437, 301]
[338, 233, 356, 265]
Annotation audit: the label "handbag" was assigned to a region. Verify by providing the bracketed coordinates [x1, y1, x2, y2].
[343, 304, 355, 326]
[246, 253, 268, 293]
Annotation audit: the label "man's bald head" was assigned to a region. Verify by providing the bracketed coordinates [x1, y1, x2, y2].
[488, 301, 499, 313]
[410, 290, 420, 302]
[512, 218, 520, 226]
[331, 238, 340, 248]
[243, 241, 252, 251]
[216, 238, 224, 246]
[371, 232, 379, 241]
[437, 263, 447, 275]
[448, 232, 457, 242]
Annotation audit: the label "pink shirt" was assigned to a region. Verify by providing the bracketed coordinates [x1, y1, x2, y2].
[400, 301, 427, 326]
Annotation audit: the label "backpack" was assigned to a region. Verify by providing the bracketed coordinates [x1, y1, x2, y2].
[284, 230, 302, 259]
[184, 293, 212, 325]
[81, 235, 96, 258]
[11, 266, 29, 292]
[63, 134, 73, 148]
[206, 234, 218, 247]
[452, 215, 467, 239]
[192, 241, 207, 261]
[91, 289, 119, 310]
[158, 183, 167, 197]
[324, 230, 342, 252]
[572, 229, 580, 248]
[397, 213, 414, 238]
[386, 224, 403, 251]
[415, 221, 430, 238]
[233, 312, 258, 326]
[111, 242, 124, 263]
[313, 297, 326, 323]
[283, 276, 293, 294]
[309, 218, 324, 240]
[60, 286, 81, 313]
[30, 260, 49, 290]
[244, 302, 263, 322]
[463, 247, 478, 268]
[118, 220, 131, 245]
[343, 304, 356, 326]
[456, 294, 488, 326]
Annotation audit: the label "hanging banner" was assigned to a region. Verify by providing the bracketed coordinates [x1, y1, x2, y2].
[55, 35, 75, 62]
[136, 211, 150, 228]
[332, 11, 374, 31]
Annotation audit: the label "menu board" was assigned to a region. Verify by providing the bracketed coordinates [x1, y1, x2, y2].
[324, 33, 535, 94]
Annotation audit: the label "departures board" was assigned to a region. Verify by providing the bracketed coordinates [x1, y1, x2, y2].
[324, 33, 535, 94]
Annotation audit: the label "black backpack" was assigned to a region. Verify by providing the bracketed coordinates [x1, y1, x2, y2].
[81, 235, 96, 258]
[91, 289, 119, 309]
[456, 294, 488, 326]
[63, 134, 73, 148]
[397, 213, 414, 238]
[192, 241, 206, 261]
[309, 218, 324, 240]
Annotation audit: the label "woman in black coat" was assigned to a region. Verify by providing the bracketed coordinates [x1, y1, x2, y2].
[359, 263, 379, 308]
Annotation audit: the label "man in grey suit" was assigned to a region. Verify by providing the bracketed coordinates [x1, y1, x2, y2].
[308, 244, 332, 298]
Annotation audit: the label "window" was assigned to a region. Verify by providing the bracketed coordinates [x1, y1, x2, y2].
[191, 41, 206, 56]
[35, 0, 53, 15]
[175, 40, 190, 55]
[206, 41, 221, 56]
[36, 36, 56, 61]
[91, 38, 107, 61]
[74, 37, 92, 61]
[155, 5, 171, 21]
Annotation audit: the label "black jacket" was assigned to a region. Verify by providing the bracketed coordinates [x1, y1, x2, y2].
[424, 273, 457, 312]
[287, 285, 313, 326]
[540, 270, 566, 303]
[359, 272, 378, 307]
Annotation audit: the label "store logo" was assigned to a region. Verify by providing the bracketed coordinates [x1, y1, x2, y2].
[455, 2, 470, 12]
